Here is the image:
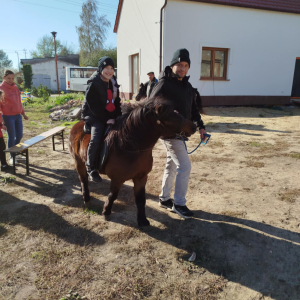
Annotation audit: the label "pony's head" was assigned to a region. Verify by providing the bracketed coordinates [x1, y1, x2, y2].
[121, 97, 197, 137]
[109, 97, 196, 151]
[152, 100, 197, 137]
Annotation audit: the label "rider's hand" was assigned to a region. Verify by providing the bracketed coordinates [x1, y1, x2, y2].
[107, 119, 115, 124]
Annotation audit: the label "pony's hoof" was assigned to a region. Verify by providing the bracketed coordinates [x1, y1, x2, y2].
[83, 201, 91, 208]
[138, 218, 150, 227]
[103, 214, 111, 221]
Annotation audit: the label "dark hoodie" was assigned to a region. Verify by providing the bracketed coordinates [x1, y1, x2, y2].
[81, 72, 121, 122]
[150, 66, 205, 131]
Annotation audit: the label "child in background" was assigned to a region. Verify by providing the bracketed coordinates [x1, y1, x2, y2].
[0, 69, 28, 165]
[0, 90, 13, 172]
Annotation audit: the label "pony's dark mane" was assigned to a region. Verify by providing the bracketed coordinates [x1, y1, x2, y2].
[106, 97, 173, 151]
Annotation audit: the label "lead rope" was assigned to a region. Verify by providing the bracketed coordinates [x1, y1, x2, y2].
[177, 136, 202, 155]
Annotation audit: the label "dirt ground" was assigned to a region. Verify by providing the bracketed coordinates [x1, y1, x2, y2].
[1, 105, 300, 300]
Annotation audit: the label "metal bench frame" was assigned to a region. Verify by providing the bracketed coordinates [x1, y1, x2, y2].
[5, 127, 66, 175]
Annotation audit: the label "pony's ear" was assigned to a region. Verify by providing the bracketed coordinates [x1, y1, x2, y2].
[155, 104, 165, 116]
[121, 102, 134, 115]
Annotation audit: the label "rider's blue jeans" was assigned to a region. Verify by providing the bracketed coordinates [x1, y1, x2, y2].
[86, 119, 105, 172]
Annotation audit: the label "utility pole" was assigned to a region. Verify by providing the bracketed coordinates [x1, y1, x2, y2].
[51, 31, 60, 93]
[15, 51, 20, 71]
[23, 49, 27, 59]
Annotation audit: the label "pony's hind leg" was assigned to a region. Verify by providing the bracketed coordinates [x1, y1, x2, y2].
[102, 180, 122, 219]
[133, 175, 150, 227]
[75, 157, 90, 203]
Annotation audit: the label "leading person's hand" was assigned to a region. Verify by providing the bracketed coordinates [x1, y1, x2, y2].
[199, 128, 206, 140]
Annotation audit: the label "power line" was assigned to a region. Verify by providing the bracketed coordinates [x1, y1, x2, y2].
[12, 0, 81, 13]
[11, 0, 116, 14]
[2, 49, 24, 52]
[53, 0, 117, 9]
[133, 0, 158, 56]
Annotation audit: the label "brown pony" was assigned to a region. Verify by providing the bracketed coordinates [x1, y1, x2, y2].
[69, 97, 196, 226]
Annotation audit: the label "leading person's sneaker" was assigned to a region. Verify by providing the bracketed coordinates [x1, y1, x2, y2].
[159, 198, 174, 210]
[173, 205, 194, 218]
[88, 170, 102, 183]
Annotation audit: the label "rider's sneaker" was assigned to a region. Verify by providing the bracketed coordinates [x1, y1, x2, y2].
[88, 170, 102, 183]
[159, 198, 174, 210]
[173, 204, 194, 218]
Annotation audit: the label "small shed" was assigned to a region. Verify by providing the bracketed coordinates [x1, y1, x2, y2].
[21, 54, 79, 92]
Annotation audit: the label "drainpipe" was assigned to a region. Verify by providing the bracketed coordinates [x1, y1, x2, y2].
[159, 0, 168, 73]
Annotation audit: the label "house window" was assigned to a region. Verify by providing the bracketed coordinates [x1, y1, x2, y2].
[201, 47, 228, 80]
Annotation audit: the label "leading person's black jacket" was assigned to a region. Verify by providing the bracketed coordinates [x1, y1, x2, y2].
[150, 66, 205, 133]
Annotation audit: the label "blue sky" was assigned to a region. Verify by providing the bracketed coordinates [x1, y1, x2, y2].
[1, 0, 119, 69]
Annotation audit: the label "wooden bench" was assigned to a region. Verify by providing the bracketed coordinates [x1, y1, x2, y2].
[4, 126, 66, 175]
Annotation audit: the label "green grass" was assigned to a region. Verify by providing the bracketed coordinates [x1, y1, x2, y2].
[290, 153, 300, 159]
[83, 206, 102, 215]
[0, 175, 16, 184]
[62, 120, 80, 129]
[23, 94, 82, 132]
[249, 141, 272, 148]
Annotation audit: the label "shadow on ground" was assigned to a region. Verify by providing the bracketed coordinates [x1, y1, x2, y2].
[2, 163, 300, 299]
[204, 106, 300, 119]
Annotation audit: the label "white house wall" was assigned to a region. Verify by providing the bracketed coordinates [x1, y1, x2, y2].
[164, 0, 300, 102]
[116, 0, 165, 98]
[31, 60, 78, 91]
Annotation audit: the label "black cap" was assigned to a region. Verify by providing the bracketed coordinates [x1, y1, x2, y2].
[98, 56, 114, 73]
[170, 48, 190, 67]
[147, 71, 154, 75]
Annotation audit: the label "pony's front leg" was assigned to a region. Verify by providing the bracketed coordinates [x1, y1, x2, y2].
[75, 157, 90, 203]
[133, 175, 150, 226]
[102, 180, 122, 218]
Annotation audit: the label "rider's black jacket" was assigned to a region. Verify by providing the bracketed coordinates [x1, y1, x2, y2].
[81, 73, 121, 122]
[150, 66, 205, 133]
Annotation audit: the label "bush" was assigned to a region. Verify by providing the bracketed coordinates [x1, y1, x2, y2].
[22, 64, 33, 89]
[54, 93, 84, 106]
[31, 84, 51, 100]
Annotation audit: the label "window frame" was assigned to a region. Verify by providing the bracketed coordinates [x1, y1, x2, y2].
[131, 53, 139, 94]
[200, 47, 229, 81]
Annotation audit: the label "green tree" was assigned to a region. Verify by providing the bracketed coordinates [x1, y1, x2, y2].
[76, 0, 111, 53]
[22, 64, 33, 89]
[0, 50, 13, 76]
[80, 47, 117, 67]
[30, 35, 75, 58]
